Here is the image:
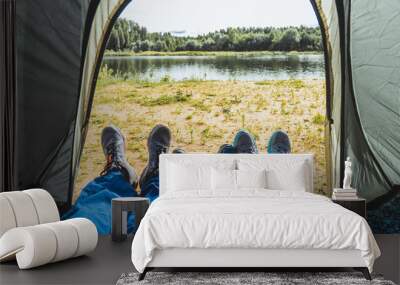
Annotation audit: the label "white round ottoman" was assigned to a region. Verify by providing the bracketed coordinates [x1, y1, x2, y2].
[0, 189, 98, 269]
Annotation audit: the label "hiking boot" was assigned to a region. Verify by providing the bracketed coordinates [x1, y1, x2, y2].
[267, 130, 291, 154]
[139, 124, 171, 190]
[217, 144, 236, 153]
[101, 125, 138, 189]
[232, 130, 258, 154]
[172, 148, 186, 154]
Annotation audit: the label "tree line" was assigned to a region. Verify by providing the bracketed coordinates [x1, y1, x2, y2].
[107, 18, 322, 52]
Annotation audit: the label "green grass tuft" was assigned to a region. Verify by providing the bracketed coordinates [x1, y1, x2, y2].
[137, 90, 192, 106]
[312, 113, 325, 125]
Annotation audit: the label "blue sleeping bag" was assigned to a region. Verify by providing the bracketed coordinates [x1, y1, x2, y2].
[62, 169, 137, 235]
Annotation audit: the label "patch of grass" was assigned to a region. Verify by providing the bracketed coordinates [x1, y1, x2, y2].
[222, 107, 231, 114]
[200, 126, 223, 145]
[295, 124, 303, 135]
[90, 116, 105, 125]
[296, 107, 304, 116]
[232, 94, 241, 104]
[178, 79, 209, 87]
[312, 113, 325, 125]
[271, 91, 282, 100]
[172, 104, 183, 115]
[136, 81, 165, 88]
[287, 79, 306, 89]
[189, 127, 194, 144]
[160, 75, 172, 83]
[258, 79, 306, 90]
[137, 90, 192, 106]
[190, 99, 211, 112]
[280, 99, 289, 115]
[255, 81, 273, 86]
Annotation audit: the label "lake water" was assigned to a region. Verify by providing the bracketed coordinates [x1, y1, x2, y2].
[102, 53, 325, 81]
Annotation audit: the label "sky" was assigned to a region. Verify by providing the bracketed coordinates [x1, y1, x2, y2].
[121, 0, 319, 36]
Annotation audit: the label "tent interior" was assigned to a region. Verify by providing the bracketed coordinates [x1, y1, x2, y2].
[1, 0, 399, 234]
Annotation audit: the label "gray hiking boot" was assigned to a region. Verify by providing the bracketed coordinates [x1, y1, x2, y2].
[267, 130, 291, 154]
[139, 124, 171, 191]
[217, 144, 236, 153]
[101, 125, 138, 189]
[232, 129, 258, 154]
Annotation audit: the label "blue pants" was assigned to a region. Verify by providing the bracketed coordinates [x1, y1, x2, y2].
[62, 169, 159, 235]
[140, 176, 160, 202]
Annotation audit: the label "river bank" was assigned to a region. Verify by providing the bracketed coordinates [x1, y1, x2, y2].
[104, 50, 323, 57]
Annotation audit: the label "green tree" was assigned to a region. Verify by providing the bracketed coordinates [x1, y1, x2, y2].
[118, 28, 126, 49]
[277, 28, 300, 51]
[154, 40, 167, 51]
[106, 18, 322, 53]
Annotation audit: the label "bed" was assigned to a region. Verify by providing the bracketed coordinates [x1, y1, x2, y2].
[131, 154, 380, 280]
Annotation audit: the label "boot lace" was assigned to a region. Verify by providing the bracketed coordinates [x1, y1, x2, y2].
[149, 143, 168, 170]
[100, 144, 124, 176]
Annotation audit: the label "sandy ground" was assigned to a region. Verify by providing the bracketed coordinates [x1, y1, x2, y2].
[74, 78, 327, 201]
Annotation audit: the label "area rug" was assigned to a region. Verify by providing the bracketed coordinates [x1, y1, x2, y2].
[116, 272, 395, 285]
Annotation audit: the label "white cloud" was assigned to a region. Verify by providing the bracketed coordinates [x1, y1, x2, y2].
[121, 0, 319, 35]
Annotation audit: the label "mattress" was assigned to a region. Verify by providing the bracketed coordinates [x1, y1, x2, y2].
[131, 190, 380, 273]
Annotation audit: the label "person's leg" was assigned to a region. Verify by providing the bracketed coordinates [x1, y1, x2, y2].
[140, 176, 160, 202]
[63, 169, 137, 234]
[139, 125, 171, 201]
[267, 130, 291, 154]
[63, 125, 138, 235]
[232, 129, 258, 154]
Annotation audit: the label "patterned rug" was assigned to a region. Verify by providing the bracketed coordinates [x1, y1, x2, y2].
[117, 271, 395, 285]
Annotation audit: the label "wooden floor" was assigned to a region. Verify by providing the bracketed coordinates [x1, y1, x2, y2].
[0, 235, 135, 285]
[0, 235, 398, 285]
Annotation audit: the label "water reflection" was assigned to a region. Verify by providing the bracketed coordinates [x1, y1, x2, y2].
[102, 54, 324, 81]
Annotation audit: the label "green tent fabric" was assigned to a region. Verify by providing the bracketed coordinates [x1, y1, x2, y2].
[348, 0, 400, 233]
[1, 0, 398, 233]
[350, 0, 400, 199]
[14, 0, 91, 208]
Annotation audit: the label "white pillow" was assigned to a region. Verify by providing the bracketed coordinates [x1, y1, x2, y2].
[236, 169, 267, 189]
[167, 162, 212, 191]
[211, 168, 237, 190]
[266, 162, 307, 191]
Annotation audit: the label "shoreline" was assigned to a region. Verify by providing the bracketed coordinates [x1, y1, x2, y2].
[104, 50, 324, 57]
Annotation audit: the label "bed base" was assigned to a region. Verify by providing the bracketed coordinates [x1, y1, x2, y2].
[138, 267, 371, 281]
[138, 248, 372, 281]
[354, 267, 372, 280]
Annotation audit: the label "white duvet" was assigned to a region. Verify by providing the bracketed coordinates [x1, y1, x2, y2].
[131, 190, 380, 272]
